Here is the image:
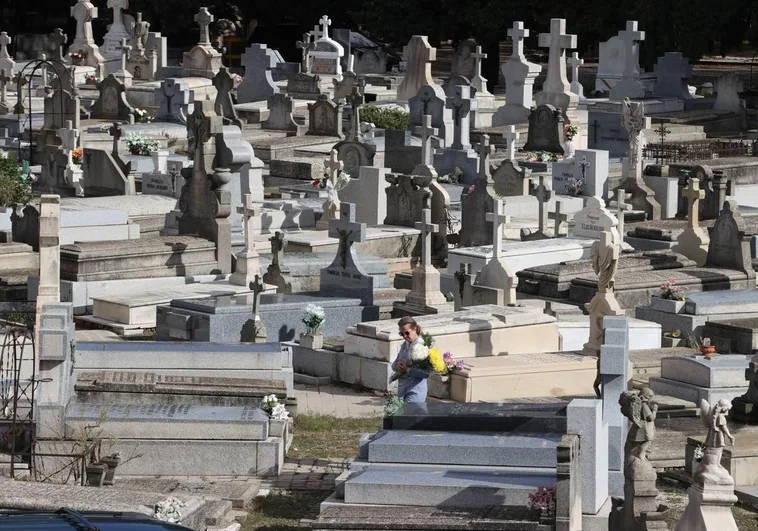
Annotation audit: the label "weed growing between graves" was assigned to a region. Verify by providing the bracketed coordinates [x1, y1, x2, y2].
[242, 490, 323, 530]
[289, 415, 382, 460]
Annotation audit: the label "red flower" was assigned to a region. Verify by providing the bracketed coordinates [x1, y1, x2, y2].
[312, 179, 321, 188]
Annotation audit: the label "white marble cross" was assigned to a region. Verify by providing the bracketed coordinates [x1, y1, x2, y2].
[415, 203, 439, 267]
[470, 45, 488, 91]
[538, 18, 577, 96]
[120, 38, 131, 72]
[507, 21, 529, 59]
[504, 125, 519, 160]
[108, 0, 128, 30]
[324, 149, 343, 186]
[413, 114, 439, 166]
[309, 24, 323, 42]
[532, 175, 552, 232]
[71, 0, 98, 44]
[548, 200, 568, 237]
[237, 193, 258, 253]
[194, 7, 214, 46]
[485, 199, 508, 258]
[446, 85, 475, 150]
[683, 179, 705, 227]
[618, 20, 645, 78]
[568, 52, 584, 97]
[609, 188, 633, 242]
[319, 15, 332, 40]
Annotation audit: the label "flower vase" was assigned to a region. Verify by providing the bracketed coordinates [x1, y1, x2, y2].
[650, 295, 686, 314]
[563, 138, 576, 159]
[86, 463, 108, 487]
[300, 332, 323, 350]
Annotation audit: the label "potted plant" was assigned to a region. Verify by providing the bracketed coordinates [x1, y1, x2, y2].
[71, 50, 87, 66]
[99, 451, 121, 485]
[699, 337, 716, 358]
[300, 304, 325, 349]
[650, 278, 686, 313]
[0, 155, 34, 224]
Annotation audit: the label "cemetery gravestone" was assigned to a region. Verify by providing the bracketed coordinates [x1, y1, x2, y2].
[653, 52, 693, 100]
[307, 94, 343, 138]
[262, 231, 293, 293]
[552, 149, 608, 198]
[334, 88, 377, 175]
[339, 166, 389, 226]
[317, 150, 344, 230]
[102, 0, 130, 60]
[568, 52, 585, 101]
[523, 104, 564, 154]
[535, 18, 578, 112]
[704, 199, 754, 277]
[520, 175, 553, 241]
[408, 84, 454, 148]
[237, 44, 280, 104]
[433, 85, 479, 184]
[154, 78, 194, 125]
[397, 36, 436, 102]
[262, 93, 299, 134]
[609, 21, 647, 101]
[608, 188, 633, 250]
[714, 73, 744, 113]
[493, 21, 541, 126]
[91, 74, 134, 123]
[309, 15, 344, 83]
[460, 135, 495, 248]
[230, 194, 261, 286]
[286, 72, 322, 100]
[672, 179, 709, 266]
[213, 66, 242, 128]
[182, 7, 222, 79]
[0, 32, 15, 81]
[573, 196, 620, 242]
[70, 0, 106, 75]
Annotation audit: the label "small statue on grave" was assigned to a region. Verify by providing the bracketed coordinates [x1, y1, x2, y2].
[619, 388, 658, 475]
[696, 398, 736, 486]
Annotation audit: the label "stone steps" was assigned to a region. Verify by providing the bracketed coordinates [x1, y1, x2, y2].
[343, 468, 557, 507]
[367, 431, 561, 468]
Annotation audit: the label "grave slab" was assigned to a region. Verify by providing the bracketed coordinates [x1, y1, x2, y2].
[650, 355, 750, 403]
[704, 318, 758, 354]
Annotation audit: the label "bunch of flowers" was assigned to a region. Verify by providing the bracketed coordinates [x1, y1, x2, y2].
[660, 278, 685, 301]
[302, 304, 325, 334]
[443, 351, 465, 372]
[125, 133, 159, 156]
[693, 443, 706, 462]
[564, 175, 585, 196]
[71, 50, 88, 61]
[390, 333, 446, 382]
[85, 74, 98, 85]
[72, 147, 84, 165]
[133, 107, 151, 123]
[231, 73, 243, 89]
[564, 124, 579, 141]
[384, 393, 405, 417]
[527, 484, 557, 517]
[261, 394, 289, 420]
[526, 151, 560, 163]
[153, 497, 186, 524]
[313, 171, 351, 202]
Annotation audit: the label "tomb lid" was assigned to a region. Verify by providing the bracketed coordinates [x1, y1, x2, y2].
[684, 289, 758, 315]
[170, 291, 363, 314]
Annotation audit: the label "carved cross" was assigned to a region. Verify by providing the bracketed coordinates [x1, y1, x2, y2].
[269, 231, 285, 267]
[51, 28, 68, 62]
[446, 85, 474, 150]
[327, 202, 366, 269]
[237, 193, 258, 253]
[120, 37, 131, 72]
[109, 122, 122, 155]
[578, 155, 591, 181]
[531, 175, 552, 232]
[504, 125, 519, 160]
[324, 149, 343, 188]
[485, 199, 508, 257]
[296, 33, 315, 71]
[0, 69, 10, 104]
[71, 0, 98, 43]
[474, 134, 492, 183]
[548, 200, 568, 237]
[507, 21, 529, 59]
[346, 86, 364, 141]
[683, 179, 705, 227]
[249, 274, 265, 320]
[309, 24, 323, 42]
[194, 7, 214, 46]
[609, 188, 633, 242]
[471, 45, 487, 78]
[413, 114, 439, 166]
[618, 21, 645, 78]
[568, 52, 583, 84]
[538, 18, 577, 95]
[107, 0, 128, 29]
[319, 15, 332, 40]
[415, 199, 439, 267]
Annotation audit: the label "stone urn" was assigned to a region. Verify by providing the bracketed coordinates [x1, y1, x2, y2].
[563, 138, 576, 160]
[650, 295, 686, 314]
[99, 455, 120, 485]
[300, 332, 323, 350]
[85, 463, 108, 487]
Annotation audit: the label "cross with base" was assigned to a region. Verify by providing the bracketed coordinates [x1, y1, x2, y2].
[415, 197, 439, 267]
[109, 122, 122, 156]
[548, 200, 568, 237]
[296, 33, 315, 71]
[237, 193, 258, 254]
[51, 28, 67, 62]
[269, 231, 286, 267]
[609, 188, 633, 242]
[507, 21, 529, 60]
[194, 7, 214, 46]
[413, 114, 438, 166]
[474, 134, 492, 183]
[324, 149, 343, 187]
[683, 178, 705, 228]
[568, 52, 583, 93]
[446, 85, 475, 150]
[538, 18, 577, 94]
[328, 202, 367, 269]
[309, 24, 323, 42]
[0, 69, 10, 105]
[319, 15, 332, 40]
[120, 38, 132, 72]
[346, 86, 365, 140]
[504, 125, 519, 160]
[532, 175, 552, 232]
[618, 21, 645, 78]
[471, 45, 487, 78]
[485, 199, 508, 258]
[248, 274, 265, 321]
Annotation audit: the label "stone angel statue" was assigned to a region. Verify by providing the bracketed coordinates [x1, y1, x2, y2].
[695, 398, 736, 486]
[619, 388, 658, 478]
[590, 230, 619, 293]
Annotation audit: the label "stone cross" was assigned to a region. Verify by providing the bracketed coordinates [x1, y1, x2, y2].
[508, 21, 529, 59]
[57, 119, 79, 157]
[108, 0, 128, 30]
[319, 149, 344, 226]
[319, 15, 332, 40]
[470, 45, 488, 91]
[309, 24, 323, 42]
[269, 231, 285, 267]
[475, 134, 492, 182]
[296, 33, 315, 71]
[683, 179, 705, 227]
[51, 28, 68, 62]
[568, 52, 584, 96]
[120, 37, 131, 72]
[618, 20, 645, 78]
[413, 114, 439, 166]
[0, 32, 11, 61]
[504, 125, 519, 160]
[548, 200, 568, 237]
[538, 18, 577, 98]
[415, 201, 439, 267]
[249, 274, 264, 320]
[328, 203, 367, 269]
[194, 7, 214, 46]
[485, 199, 508, 258]
[109, 122, 122, 155]
[35, 195, 62, 364]
[446, 85, 475, 150]
[324, 149, 344, 188]
[532, 175, 552, 232]
[71, 0, 98, 44]
[237, 193, 258, 254]
[0, 69, 10, 106]
[346, 86, 364, 141]
[609, 188, 633, 241]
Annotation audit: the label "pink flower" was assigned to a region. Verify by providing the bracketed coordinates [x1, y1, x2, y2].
[468, 185, 475, 194]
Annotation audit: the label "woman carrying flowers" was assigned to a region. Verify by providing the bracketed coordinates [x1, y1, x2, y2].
[391, 316, 429, 403]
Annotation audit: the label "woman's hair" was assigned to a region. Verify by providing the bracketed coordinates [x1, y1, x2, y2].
[397, 316, 422, 335]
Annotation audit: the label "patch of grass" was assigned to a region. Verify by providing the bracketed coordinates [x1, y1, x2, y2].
[241, 490, 323, 530]
[660, 479, 758, 529]
[290, 415, 382, 460]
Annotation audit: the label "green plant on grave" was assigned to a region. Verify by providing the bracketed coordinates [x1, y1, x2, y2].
[0, 154, 33, 207]
[358, 106, 409, 130]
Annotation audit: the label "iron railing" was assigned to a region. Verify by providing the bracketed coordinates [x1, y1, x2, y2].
[642, 139, 755, 164]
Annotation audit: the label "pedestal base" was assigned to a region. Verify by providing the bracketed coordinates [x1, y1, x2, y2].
[674, 484, 738, 531]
